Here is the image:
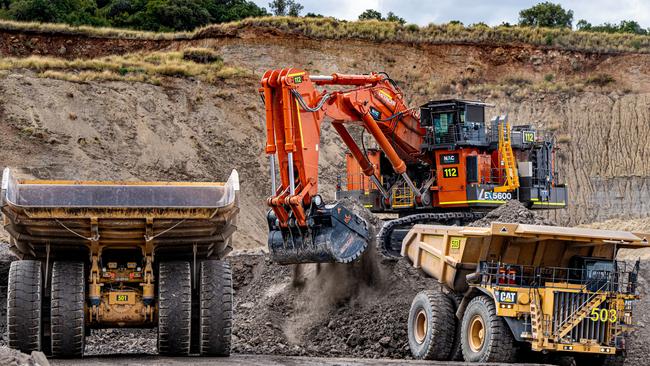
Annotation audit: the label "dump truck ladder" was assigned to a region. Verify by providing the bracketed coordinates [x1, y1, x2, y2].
[530, 288, 545, 349]
[555, 278, 610, 340]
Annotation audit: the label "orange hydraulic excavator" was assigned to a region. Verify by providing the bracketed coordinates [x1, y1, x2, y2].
[261, 68, 566, 264]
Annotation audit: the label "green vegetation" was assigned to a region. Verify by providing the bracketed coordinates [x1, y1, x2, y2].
[519, 2, 573, 28]
[0, 0, 269, 31]
[358, 9, 405, 25]
[198, 16, 650, 54]
[0, 15, 649, 54]
[268, 0, 303, 17]
[0, 48, 249, 84]
[577, 20, 648, 35]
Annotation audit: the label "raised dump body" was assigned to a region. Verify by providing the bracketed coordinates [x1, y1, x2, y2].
[2, 168, 240, 358]
[401, 222, 646, 364]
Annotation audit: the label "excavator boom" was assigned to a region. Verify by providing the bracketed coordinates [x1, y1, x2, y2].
[261, 68, 423, 264]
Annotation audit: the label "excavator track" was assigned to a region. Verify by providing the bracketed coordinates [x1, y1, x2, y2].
[377, 212, 486, 259]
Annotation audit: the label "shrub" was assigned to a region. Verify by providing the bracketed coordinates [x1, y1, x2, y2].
[182, 47, 222, 64]
[585, 73, 615, 87]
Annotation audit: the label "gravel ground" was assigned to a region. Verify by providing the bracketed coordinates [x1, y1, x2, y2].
[0, 201, 647, 366]
[50, 354, 552, 366]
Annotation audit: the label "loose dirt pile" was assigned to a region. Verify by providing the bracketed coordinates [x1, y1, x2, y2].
[230, 254, 436, 359]
[471, 200, 555, 227]
[231, 201, 437, 359]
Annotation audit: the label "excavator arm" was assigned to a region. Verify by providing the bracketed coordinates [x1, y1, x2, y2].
[261, 68, 425, 264]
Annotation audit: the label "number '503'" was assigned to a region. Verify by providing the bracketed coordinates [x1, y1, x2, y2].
[589, 308, 617, 323]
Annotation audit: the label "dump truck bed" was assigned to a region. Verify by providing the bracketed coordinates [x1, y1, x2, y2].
[1, 168, 240, 260]
[401, 222, 649, 292]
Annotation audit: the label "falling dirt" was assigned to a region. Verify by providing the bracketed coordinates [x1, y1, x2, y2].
[230, 253, 437, 359]
[229, 202, 438, 359]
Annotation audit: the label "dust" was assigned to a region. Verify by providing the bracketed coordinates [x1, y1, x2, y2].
[282, 199, 386, 345]
[231, 199, 439, 359]
[284, 247, 385, 344]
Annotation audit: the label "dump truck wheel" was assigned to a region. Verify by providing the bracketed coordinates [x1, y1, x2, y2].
[158, 261, 192, 356]
[7, 260, 42, 353]
[448, 293, 464, 361]
[407, 290, 455, 360]
[198, 260, 233, 356]
[461, 295, 517, 363]
[50, 261, 85, 357]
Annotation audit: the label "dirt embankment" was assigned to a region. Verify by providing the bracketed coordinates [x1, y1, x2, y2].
[1, 30, 650, 240]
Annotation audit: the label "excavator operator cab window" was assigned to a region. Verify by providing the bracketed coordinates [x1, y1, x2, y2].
[433, 112, 455, 144]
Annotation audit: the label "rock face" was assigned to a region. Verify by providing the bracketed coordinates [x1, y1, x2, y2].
[493, 93, 650, 226]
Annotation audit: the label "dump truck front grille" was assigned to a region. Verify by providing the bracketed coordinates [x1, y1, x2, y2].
[553, 291, 609, 345]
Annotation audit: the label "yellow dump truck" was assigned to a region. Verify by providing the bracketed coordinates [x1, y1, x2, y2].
[2, 168, 239, 357]
[402, 222, 644, 365]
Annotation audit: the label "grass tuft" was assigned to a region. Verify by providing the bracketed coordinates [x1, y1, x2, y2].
[182, 47, 222, 64]
[585, 73, 615, 87]
[0, 50, 249, 85]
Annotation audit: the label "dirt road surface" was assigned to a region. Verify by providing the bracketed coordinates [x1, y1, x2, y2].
[50, 354, 551, 366]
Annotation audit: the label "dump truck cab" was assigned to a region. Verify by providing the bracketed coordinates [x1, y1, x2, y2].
[401, 223, 645, 364]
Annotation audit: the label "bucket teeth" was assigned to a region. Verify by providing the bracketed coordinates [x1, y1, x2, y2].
[267, 203, 369, 264]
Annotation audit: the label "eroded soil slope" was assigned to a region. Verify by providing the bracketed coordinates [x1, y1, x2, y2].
[2, 31, 650, 235]
[0, 73, 348, 247]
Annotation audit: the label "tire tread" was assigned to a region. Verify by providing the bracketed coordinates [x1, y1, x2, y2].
[408, 290, 456, 360]
[158, 261, 192, 356]
[7, 260, 42, 353]
[199, 260, 233, 356]
[461, 295, 517, 363]
[50, 261, 85, 358]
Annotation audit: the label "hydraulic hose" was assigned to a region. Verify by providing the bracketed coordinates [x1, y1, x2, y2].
[291, 89, 331, 112]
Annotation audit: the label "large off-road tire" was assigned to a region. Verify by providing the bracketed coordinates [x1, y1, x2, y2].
[461, 295, 517, 363]
[448, 293, 464, 361]
[407, 290, 456, 360]
[7, 260, 42, 353]
[158, 261, 192, 356]
[198, 260, 233, 356]
[50, 261, 86, 358]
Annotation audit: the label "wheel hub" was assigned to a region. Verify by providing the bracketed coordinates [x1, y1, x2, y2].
[414, 309, 428, 344]
[469, 314, 486, 352]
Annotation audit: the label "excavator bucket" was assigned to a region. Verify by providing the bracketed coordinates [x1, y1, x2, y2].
[267, 202, 369, 264]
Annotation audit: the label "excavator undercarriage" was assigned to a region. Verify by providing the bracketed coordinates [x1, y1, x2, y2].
[260, 68, 567, 264]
